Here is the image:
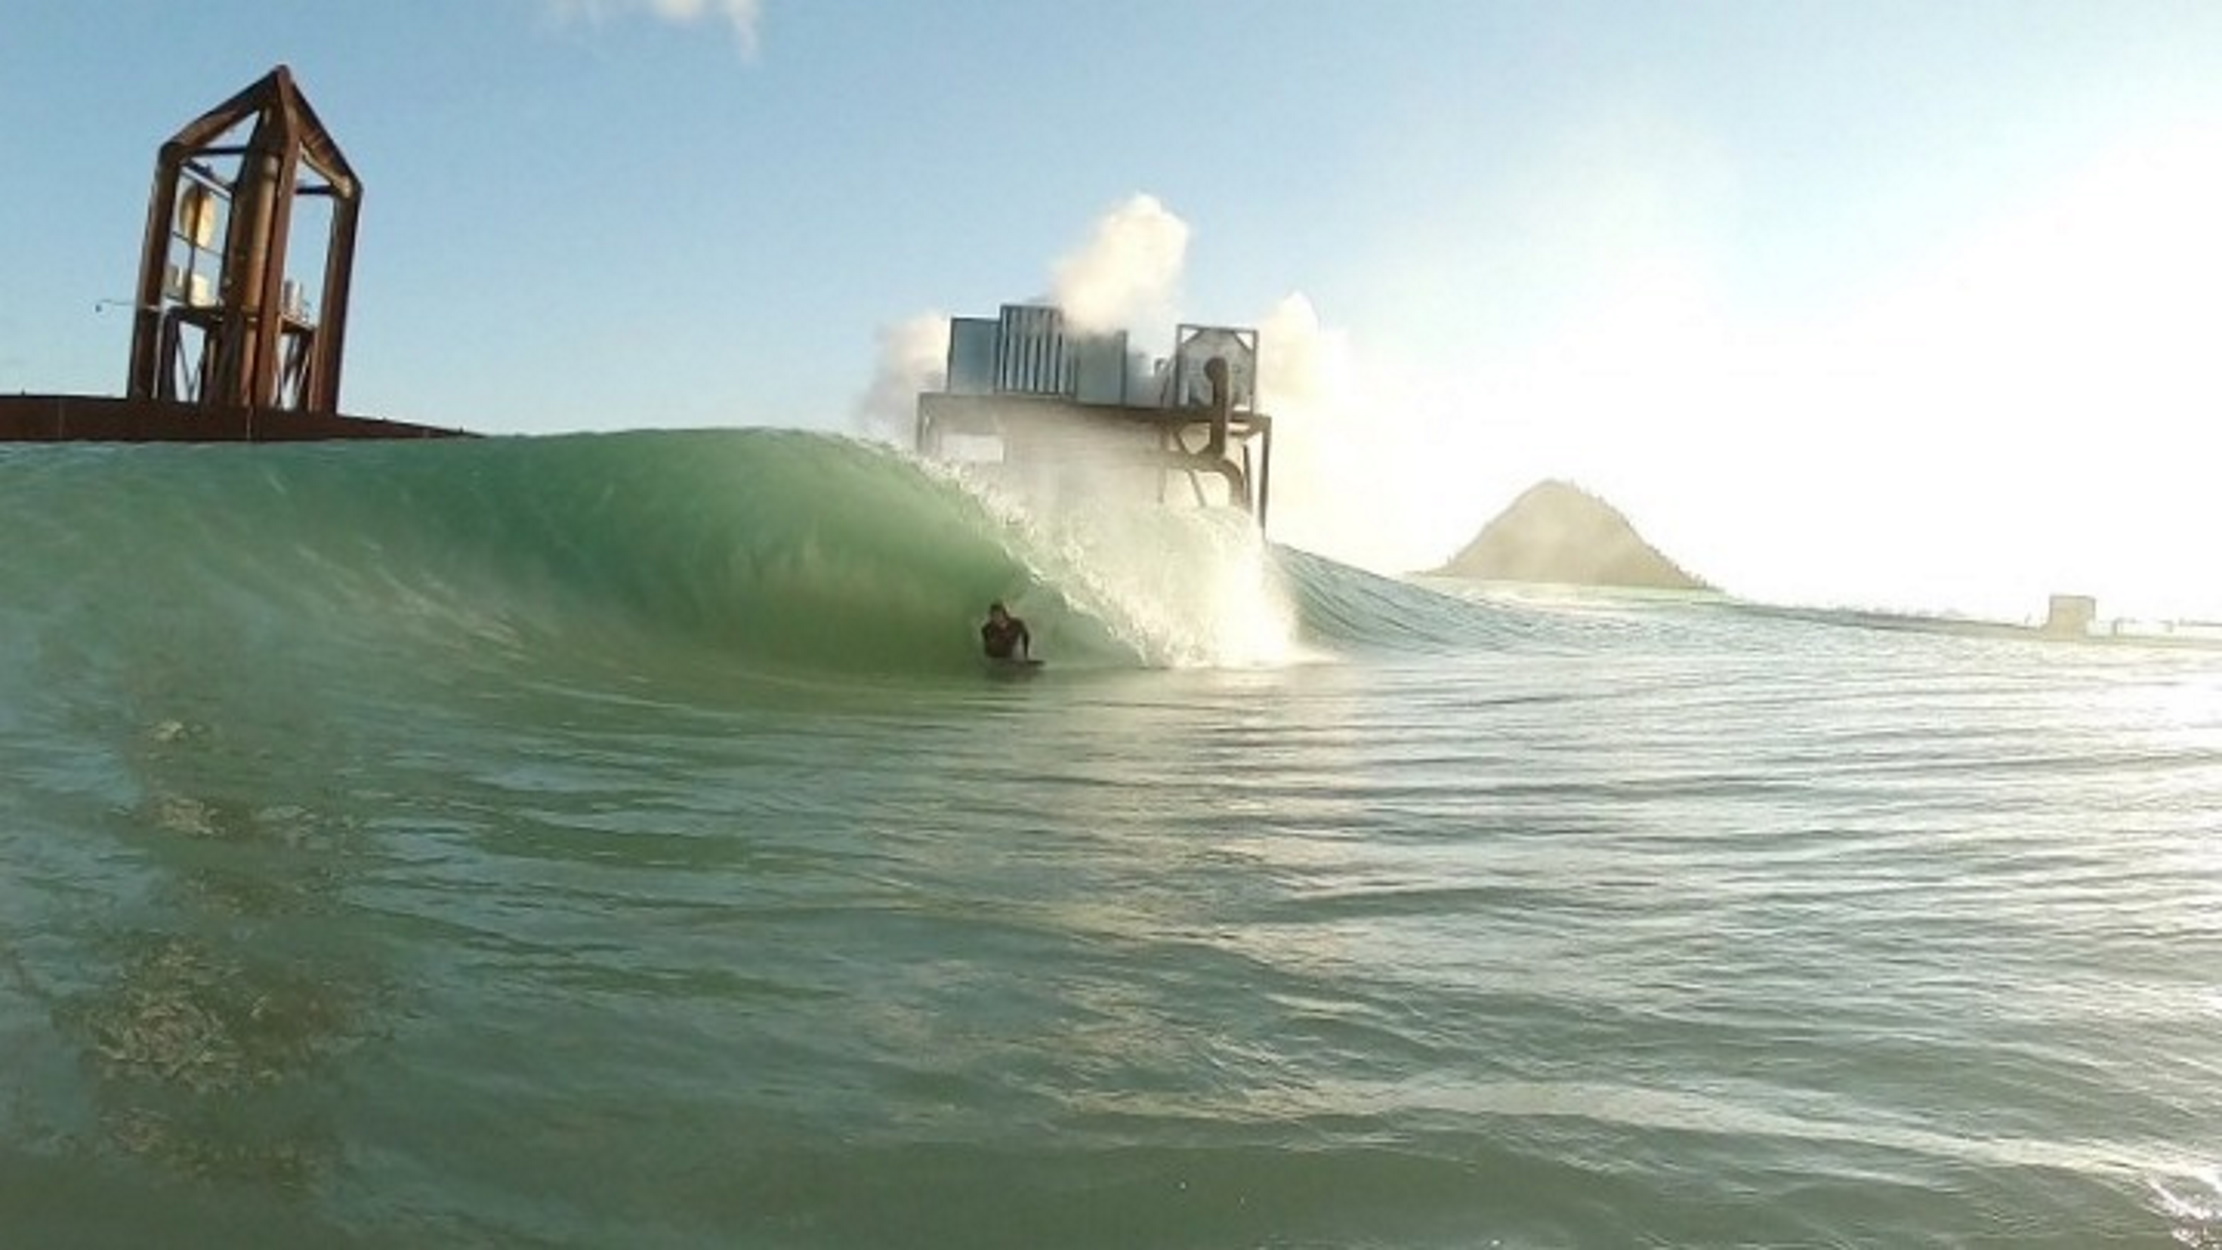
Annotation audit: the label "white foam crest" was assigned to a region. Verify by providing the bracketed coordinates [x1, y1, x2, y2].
[958, 467, 1302, 669]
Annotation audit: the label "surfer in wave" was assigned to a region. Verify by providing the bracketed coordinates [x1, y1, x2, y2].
[981, 602, 1032, 663]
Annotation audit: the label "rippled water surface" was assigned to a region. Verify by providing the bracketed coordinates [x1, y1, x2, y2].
[3, 436, 2218, 1247]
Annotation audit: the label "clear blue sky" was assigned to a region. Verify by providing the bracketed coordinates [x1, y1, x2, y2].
[7, 1, 2222, 616]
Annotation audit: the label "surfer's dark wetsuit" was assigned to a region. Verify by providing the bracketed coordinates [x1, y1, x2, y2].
[981, 603, 1031, 661]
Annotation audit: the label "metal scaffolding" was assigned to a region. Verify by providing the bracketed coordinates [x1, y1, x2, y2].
[126, 64, 361, 416]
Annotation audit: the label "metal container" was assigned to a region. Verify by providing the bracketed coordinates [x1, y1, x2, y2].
[994, 304, 1071, 396]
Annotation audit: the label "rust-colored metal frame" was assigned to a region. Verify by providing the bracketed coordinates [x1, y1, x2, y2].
[127, 64, 361, 415]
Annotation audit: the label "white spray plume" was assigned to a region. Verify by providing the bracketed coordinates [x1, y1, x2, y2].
[549, 0, 764, 51]
[852, 312, 950, 444]
[1051, 194, 1190, 335]
[1251, 293, 1367, 562]
[1248, 293, 1497, 574]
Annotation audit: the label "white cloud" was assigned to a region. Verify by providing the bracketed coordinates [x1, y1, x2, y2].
[550, 0, 764, 52]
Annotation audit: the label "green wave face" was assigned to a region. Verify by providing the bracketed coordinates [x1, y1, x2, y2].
[3, 431, 1524, 690]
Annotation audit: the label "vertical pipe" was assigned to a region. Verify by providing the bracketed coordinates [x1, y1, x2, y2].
[215, 129, 282, 408]
[253, 140, 302, 409]
[1203, 356, 1229, 458]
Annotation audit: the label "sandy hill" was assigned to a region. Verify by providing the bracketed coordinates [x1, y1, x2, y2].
[1433, 480, 1710, 590]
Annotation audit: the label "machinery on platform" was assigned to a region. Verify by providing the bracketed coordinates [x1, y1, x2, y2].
[915, 305, 1274, 531]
